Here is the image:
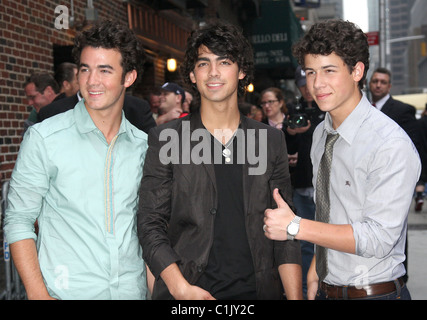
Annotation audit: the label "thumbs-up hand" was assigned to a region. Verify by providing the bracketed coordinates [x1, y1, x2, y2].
[263, 188, 296, 241]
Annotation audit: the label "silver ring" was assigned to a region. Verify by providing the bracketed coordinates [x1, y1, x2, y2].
[263, 224, 267, 232]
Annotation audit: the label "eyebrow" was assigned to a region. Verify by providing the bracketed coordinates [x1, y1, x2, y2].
[79, 63, 114, 70]
[196, 55, 230, 63]
[305, 64, 339, 71]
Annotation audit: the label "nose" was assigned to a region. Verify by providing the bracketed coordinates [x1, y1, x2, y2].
[86, 70, 99, 86]
[312, 73, 325, 90]
[208, 64, 220, 78]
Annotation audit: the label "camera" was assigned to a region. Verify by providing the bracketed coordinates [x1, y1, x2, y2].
[285, 99, 316, 129]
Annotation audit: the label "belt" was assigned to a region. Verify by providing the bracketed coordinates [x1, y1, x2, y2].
[320, 277, 405, 299]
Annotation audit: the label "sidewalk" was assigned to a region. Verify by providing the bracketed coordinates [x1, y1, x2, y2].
[407, 200, 427, 300]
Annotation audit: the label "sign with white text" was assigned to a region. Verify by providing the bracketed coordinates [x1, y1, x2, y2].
[249, 1, 303, 69]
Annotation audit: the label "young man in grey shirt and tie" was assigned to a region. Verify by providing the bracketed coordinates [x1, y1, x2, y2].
[264, 19, 420, 300]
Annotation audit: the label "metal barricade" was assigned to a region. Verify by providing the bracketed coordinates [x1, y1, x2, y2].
[1, 180, 26, 300]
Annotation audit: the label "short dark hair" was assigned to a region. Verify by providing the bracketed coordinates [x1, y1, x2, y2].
[55, 62, 77, 89]
[372, 67, 392, 83]
[72, 19, 146, 83]
[181, 22, 254, 97]
[292, 19, 370, 91]
[25, 72, 60, 94]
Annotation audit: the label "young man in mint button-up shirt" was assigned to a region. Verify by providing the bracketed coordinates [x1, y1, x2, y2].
[4, 20, 149, 300]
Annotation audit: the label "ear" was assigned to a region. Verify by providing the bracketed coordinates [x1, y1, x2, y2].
[42, 86, 54, 95]
[352, 62, 365, 82]
[62, 80, 71, 91]
[124, 70, 137, 88]
[44, 86, 55, 97]
[189, 71, 196, 84]
[238, 69, 246, 80]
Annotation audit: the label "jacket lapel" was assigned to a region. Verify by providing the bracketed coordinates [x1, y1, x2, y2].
[380, 97, 393, 116]
[241, 116, 256, 216]
[189, 112, 217, 192]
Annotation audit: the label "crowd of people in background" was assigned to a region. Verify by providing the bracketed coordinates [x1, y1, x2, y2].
[23, 61, 427, 209]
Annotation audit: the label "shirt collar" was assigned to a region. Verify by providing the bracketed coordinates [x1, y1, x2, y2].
[323, 94, 372, 145]
[74, 99, 132, 141]
[373, 94, 390, 110]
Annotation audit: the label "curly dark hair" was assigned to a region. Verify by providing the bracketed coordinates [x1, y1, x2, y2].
[72, 19, 146, 84]
[181, 22, 254, 98]
[292, 19, 369, 90]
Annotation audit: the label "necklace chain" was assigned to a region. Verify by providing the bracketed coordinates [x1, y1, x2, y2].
[222, 130, 237, 163]
[222, 130, 237, 149]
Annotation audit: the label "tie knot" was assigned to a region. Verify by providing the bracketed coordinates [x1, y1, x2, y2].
[325, 133, 339, 150]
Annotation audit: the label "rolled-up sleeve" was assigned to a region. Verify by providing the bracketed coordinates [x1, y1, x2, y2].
[4, 128, 50, 244]
[352, 137, 421, 258]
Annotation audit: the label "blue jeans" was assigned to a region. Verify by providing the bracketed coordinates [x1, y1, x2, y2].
[316, 281, 411, 300]
[292, 190, 315, 298]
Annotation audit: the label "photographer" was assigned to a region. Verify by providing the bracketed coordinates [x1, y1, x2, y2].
[285, 66, 325, 298]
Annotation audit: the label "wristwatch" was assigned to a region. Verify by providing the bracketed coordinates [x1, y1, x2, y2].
[287, 215, 301, 240]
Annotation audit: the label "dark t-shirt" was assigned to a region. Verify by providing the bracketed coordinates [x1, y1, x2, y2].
[196, 133, 257, 300]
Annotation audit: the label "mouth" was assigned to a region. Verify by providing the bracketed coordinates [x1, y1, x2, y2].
[206, 82, 224, 90]
[315, 93, 331, 101]
[89, 91, 104, 95]
[87, 90, 104, 98]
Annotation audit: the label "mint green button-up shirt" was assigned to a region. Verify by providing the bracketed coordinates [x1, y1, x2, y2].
[4, 100, 148, 299]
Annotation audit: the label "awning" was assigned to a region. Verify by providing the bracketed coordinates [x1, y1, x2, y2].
[247, 0, 304, 70]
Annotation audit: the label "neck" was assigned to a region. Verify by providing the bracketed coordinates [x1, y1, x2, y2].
[85, 102, 124, 145]
[200, 100, 241, 144]
[372, 93, 389, 104]
[330, 90, 362, 130]
[269, 112, 284, 124]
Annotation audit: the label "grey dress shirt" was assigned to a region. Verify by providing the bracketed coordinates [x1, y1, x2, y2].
[311, 94, 421, 286]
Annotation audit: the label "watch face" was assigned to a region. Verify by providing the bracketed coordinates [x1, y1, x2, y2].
[288, 223, 298, 235]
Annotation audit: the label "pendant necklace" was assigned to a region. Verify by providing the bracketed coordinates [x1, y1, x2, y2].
[222, 131, 237, 163]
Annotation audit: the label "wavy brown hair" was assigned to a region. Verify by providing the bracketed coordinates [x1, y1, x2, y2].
[292, 19, 369, 91]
